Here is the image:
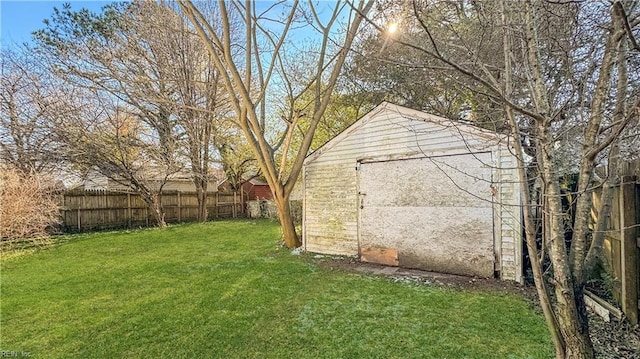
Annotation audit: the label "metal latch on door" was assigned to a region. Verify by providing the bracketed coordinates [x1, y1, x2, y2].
[358, 192, 366, 209]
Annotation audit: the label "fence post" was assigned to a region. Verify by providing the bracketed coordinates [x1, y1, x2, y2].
[233, 192, 237, 218]
[215, 192, 219, 218]
[240, 189, 244, 215]
[620, 175, 638, 325]
[177, 191, 182, 222]
[127, 193, 132, 228]
[78, 194, 85, 231]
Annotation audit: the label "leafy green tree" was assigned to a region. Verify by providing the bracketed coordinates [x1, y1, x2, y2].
[345, 0, 508, 131]
[217, 128, 259, 192]
[272, 88, 374, 182]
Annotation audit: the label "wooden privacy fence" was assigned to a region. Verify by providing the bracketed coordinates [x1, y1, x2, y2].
[593, 161, 640, 325]
[58, 189, 244, 232]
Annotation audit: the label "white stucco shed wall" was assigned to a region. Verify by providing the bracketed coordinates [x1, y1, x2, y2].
[302, 102, 523, 282]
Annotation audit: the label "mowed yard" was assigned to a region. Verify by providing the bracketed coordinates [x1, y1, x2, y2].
[1, 220, 553, 358]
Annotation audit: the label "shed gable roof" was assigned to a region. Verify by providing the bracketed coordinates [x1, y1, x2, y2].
[304, 101, 506, 165]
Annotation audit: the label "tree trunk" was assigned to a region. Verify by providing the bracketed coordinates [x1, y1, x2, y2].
[194, 179, 208, 222]
[522, 2, 595, 355]
[584, 34, 627, 276]
[197, 189, 208, 222]
[584, 139, 620, 276]
[562, 284, 594, 358]
[146, 193, 167, 228]
[539, 125, 594, 359]
[133, 182, 167, 228]
[500, 5, 565, 352]
[273, 191, 300, 248]
[569, 2, 624, 283]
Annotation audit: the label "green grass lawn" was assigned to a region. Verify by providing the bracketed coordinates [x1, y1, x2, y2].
[1, 220, 553, 358]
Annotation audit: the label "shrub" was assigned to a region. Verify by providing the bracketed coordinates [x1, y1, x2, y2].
[0, 167, 60, 247]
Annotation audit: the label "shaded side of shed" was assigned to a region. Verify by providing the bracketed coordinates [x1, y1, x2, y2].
[302, 102, 522, 282]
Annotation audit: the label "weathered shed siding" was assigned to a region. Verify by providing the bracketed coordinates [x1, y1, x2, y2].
[303, 102, 523, 282]
[304, 162, 359, 255]
[496, 145, 523, 281]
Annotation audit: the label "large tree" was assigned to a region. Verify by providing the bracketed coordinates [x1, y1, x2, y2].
[34, 2, 233, 224]
[0, 48, 62, 175]
[345, 1, 507, 131]
[178, 0, 374, 248]
[274, 89, 374, 180]
[217, 128, 259, 192]
[362, 1, 639, 357]
[133, 1, 232, 221]
[34, 2, 182, 226]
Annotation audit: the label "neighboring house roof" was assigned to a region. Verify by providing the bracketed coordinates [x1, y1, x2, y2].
[217, 175, 270, 188]
[83, 168, 221, 192]
[245, 178, 268, 186]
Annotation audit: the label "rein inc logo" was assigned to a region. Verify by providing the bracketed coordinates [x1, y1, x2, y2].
[1, 351, 31, 358]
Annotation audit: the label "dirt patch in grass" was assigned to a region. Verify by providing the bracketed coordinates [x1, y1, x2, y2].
[312, 255, 536, 297]
[310, 254, 640, 359]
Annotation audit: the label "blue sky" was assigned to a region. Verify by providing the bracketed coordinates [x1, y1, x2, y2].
[0, 1, 335, 49]
[1, 1, 114, 47]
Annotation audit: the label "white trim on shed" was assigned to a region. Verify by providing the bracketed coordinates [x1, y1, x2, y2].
[302, 102, 523, 282]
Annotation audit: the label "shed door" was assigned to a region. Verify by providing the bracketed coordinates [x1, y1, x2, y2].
[358, 153, 495, 277]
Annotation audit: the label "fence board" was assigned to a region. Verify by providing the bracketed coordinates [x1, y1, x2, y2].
[58, 190, 245, 232]
[620, 176, 638, 324]
[592, 161, 639, 325]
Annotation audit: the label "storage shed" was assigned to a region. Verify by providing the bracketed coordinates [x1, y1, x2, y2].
[302, 102, 523, 282]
